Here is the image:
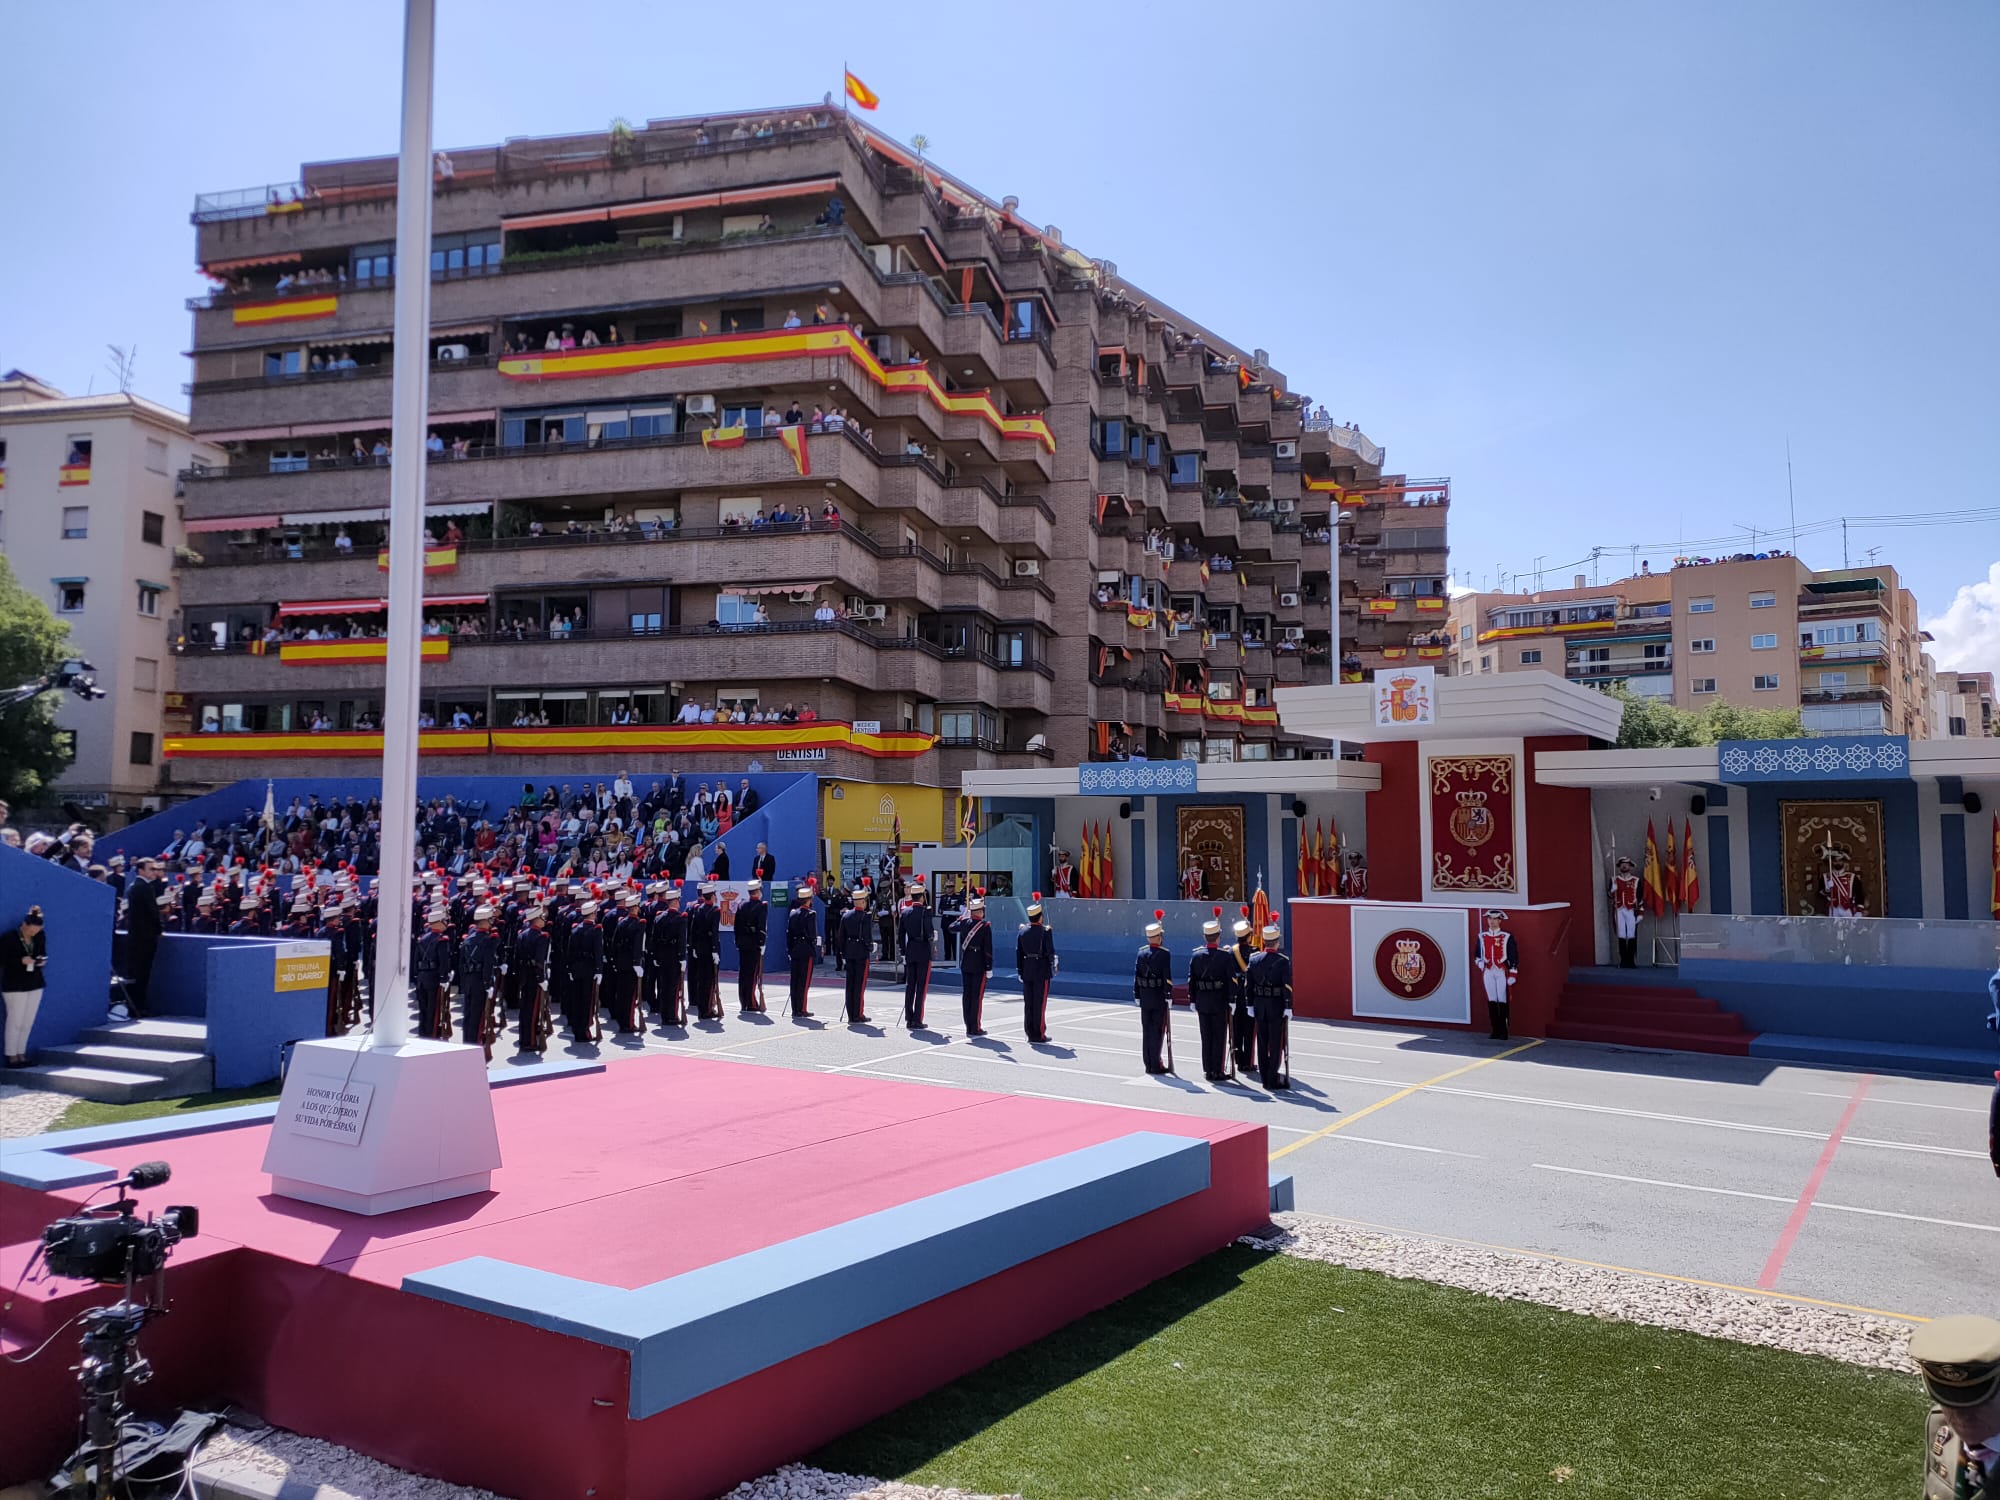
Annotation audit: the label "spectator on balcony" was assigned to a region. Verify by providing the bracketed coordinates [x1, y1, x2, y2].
[783, 309, 803, 329]
[783, 399, 804, 425]
[676, 700, 702, 725]
[332, 528, 354, 555]
[544, 329, 563, 352]
[810, 406, 826, 431]
[579, 328, 600, 348]
[797, 704, 817, 721]
[813, 601, 836, 625]
[826, 408, 847, 433]
[778, 701, 800, 722]
[698, 703, 718, 725]
[451, 436, 470, 459]
[821, 501, 841, 526]
[371, 439, 390, 464]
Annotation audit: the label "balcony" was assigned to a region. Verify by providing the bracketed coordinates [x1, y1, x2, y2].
[1801, 685, 1891, 706]
[1566, 655, 1672, 681]
[1301, 414, 1385, 467]
[1798, 639, 1888, 662]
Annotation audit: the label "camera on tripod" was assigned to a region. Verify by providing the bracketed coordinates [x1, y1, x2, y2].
[42, 1160, 198, 1284]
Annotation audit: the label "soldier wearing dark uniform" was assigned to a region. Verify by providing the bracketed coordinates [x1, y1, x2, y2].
[313, 905, 349, 1037]
[687, 884, 723, 1021]
[607, 891, 648, 1033]
[955, 894, 992, 1036]
[838, 888, 875, 1024]
[1247, 923, 1293, 1090]
[515, 905, 553, 1052]
[458, 905, 502, 1059]
[898, 882, 934, 1029]
[227, 896, 263, 938]
[787, 884, 821, 1016]
[649, 885, 687, 1026]
[565, 899, 605, 1042]
[413, 910, 455, 1041]
[189, 892, 221, 936]
[1134, 910, 1174, 1075]
[1908, 1315, 2000, 1499]
[1187, 909, 1236, 1081]
[734, 881, 770, 1014]
[1016, 894, 1057, 1044]
[1229, 909, 1257, 1075]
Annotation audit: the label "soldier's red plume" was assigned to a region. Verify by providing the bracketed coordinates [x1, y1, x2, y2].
[1212, 905, 1222, 916]
[1153, 909, 1165, 920]
[1031, 891, 1041, 902]
[1241, 904, 1250, 917]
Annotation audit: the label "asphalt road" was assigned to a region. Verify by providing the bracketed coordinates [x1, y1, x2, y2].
[514, 973, 1997, 1322]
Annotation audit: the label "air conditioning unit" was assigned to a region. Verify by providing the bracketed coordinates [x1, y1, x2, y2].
[1013, 559, 1042, 577]
[434, 343, 470, 362]
[787, 591, 817, 605]
[1279, 591, 1301, 607]
[846, 596, 868, 614]
[1283, 626, 1306, 641]
[856, 603, 889, 622]
[684, 394, 717, 416]
[1274, 440, 1298, 458]
[1276, 499, 1296, 513]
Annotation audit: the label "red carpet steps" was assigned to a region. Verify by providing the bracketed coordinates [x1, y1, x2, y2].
[1547, 979, 1755, 1056]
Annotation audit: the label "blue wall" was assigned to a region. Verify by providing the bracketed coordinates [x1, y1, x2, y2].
[1684, 957, 1996, 1055]
[1939, 777, 1969, 921]
[149, 932, 329, 1087]
[0, 845, 113, 1053]
[1746, 780, 1921, 916]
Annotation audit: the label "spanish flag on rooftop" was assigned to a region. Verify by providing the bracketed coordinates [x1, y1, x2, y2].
[845, 70, 880, 111]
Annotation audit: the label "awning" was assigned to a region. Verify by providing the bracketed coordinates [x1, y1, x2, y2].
[200, 408, 496, 443]
[317, 331, 394, 347]
[503, 177, 837, 233]
[430, 321, 494, 338]
[724, 578, 834, 597]
[202, 251, 302, 275]
[277, 500, 491, 526]
[136, 578, 170, 593]
[184, 514, 280, 533]
[51, 575, 89, 586]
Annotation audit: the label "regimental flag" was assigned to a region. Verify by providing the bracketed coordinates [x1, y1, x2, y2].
[777, 423, 811, 476]
[1297, 821, 1313, 896]
[1681, 818, 1700, 912]
[701, 425, 746, 450]
[1081, 823, 1098, 900]
[1311, 820, 1327, 896]
[1664, 824, 1681, 910]
[844, 70, 880, 110]
[1325, 816, 1340, 895]
[1251, 882, 1270, 937]
[1642, 819, 1667, 917]
[1100, 824, 1114, 899]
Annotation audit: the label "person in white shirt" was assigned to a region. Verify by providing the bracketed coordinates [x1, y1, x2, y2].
[700, 706, 718, 724]
[685, 849, 707, 884]
[814, 602, 836, 623]
[677, 701, 702, 725]
[783, 309, 802, 328]
[614, 772, 634, 801]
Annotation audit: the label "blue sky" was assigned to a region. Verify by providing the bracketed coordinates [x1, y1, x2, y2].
[3, 0, 1994, 670]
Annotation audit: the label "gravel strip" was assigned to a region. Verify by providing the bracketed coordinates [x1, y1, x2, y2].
[720, 1463, 1018, 1499]
[1239, 1211, 1917, 1371]
[0, 1082, 71, 1141]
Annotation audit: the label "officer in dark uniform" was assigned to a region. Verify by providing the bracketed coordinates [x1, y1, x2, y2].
[1016, 893, 1057, 1043]
[1247, 923, 1293, 1089]
[898, 881, 935, 1029]
[1908, 1315, 2000, 1499]
[649, 885, 687, 1026]
[956, 893, 992, 1036]
[565, 899, 605, 1042]
[687, 884, 723, 1021]
[515, 904, 553, 1052]
[1134, 910, 1175, 1074]
[313, 904, 350, 1037]
[457, 904, 502, 1059]
[787, 883, 821, 1016]
[608, 891, 648, 1032]
[189, 892, 221, 936]
[1229, 909, 1257, 1075]
[734, 880, 770, 1013]
[413, 908, 455, 1041]
[227, 895, 264, 938]
[1187, 909, 1236, 1081]
[838, 888, 875, 1023]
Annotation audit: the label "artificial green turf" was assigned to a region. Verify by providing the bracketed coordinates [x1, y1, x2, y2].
[813, 1246, 1923, 1499]
[53, 1081, 283, 1132]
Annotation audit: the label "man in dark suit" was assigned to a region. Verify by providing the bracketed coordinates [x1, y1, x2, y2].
[121, 856, 165, 1017]
[752, 842, 778, 882]
[687, 884, 723, 1021]
[1187, 910, 1237, 1081]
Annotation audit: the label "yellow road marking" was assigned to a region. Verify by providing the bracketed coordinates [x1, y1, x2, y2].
[1269, 1039, 1543, 1162]
[1290, 1209, 1932, 1324]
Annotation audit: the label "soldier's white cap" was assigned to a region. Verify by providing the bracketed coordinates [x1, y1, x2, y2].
[1484, 908, 1508, 922]
[968, 894, 985, 910]
[1025, 890, 1044, 918]
[746, 879, 761, 893]
[1201, 908, 1222, 937]
[425, 872, 442, 885]
[339, 899, 358, 912]
[196, 892, 215, 906]
[1232, 917, 1253, 938]
[527, 905, 547, 920]
[665, 886, 683, 902]
[1144, 908, 1165, 939]
[473, 904, 495, 922]
[852, 888, 869, 904]
[427, 909, 449, 925]
[620, 891, 640, 906]
[240, 896, 261, 910]
[292, 897, 313, 913]
[795, 885, 814, 902]
[1262, 924, 1282, 944]
[579, 900, 599, 916]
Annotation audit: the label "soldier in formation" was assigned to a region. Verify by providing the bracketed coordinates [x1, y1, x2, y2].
[1133, 911, 1174, 1074]
[1016, 893, 1057, 1043]
[899, 880, 934, 1029]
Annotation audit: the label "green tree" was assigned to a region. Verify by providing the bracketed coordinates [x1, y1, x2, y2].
[0, 554, 78, 800]
[1606, 684, 1805, 748]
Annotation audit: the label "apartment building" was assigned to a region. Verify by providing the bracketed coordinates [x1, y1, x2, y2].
[165, 110, 1445, 790]
[0, 372, 220, 811]
[1449, 554, 1937, 737]
[1934, 669, 1996, 739]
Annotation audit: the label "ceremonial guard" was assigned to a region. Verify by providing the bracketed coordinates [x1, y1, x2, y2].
[227, 895, 263, 937]
[189, 891, 221, 936]
[1134, 910, 1175, 1074]
[687, 883, 723, 1020]
[458, 905, 502, 1060]
[1187, 909, 1237, 1081]
[1477, 908, 1518, 1040]
[1016, 893, 1057, 1043]
[1229, 908, 1257, 1075]
[1824, 845, 1865, 919]
[607, 891, 648, 1033]
[1610, 854, 1642, 967]
[955, 893, 992, 1035]
[279, 895, 315, 940]
[649, 885, 687, 1026]
[496, 878, 524, 1020]
[734, 880, 770, 1014]
[787, 883, 821, 1016]
[515, 904, 553, 1052]
[1908, 1315, 2000, 1499]
[313, 903, 350, 1037]
[1053, 850, 1074, 898]
[1247, 923, 1292, 1090]
[838, 888, 875, 1024]
[565, 898, 605, 1042]
[548, 886, 575, 1031]
[413, 909, 455, 1041]
[898, 880, 934, 1029]
[1341, 851, 1369, 899]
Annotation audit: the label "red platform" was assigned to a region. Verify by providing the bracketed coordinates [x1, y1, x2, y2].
[0, 1057, 1266, 1498]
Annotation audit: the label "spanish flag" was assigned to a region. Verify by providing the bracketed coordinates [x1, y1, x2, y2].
[1080, 823, 1097, 900]
[844, 70, 880, 110]
[1099, 825, 1114, 899]
[701, 425, 746, 450]
[1642, 819, 1667, 918]
[778, 424, 811, 476]
[1664, 823, 1680, 910]
[1681, 818, 1700, 912]
[1297, 823, 1313, 896]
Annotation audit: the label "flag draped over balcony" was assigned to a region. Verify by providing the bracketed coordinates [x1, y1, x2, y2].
[1642, 819, 1668, 917]
[1681, 818, 1700, 911]
[701, 425, 746, 450]
[778, 424, 811, 476]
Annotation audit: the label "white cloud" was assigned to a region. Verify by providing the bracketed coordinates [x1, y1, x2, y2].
[1923, 561, 2000, 675]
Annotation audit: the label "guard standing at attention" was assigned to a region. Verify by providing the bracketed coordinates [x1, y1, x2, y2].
[898, 880, 935, 1029]
[1016, 893, 1057, 1043]
[1134, 910, 1175, 1074]
[1477, 908, 1518, 1041]
[956, 892, 992, 1036]
[515, 904, 553, 1052]
[687, 884, 723, 1021]
[734, 880, 770, 1013]
[1247, 923, 1292, 1089]
[839, 887, 876, 1024]
[608, 891, 648, 1032]
[650, 885, 687, 1026]
[413, 908, 455, 1041]
[787, 882, 821, 1016]
[458, 904, 502, 1060]
[566, 899, 605, 1042]
[1907, 1315, 2000, 1499]
[1187, 908, 1236, 1081]
[1610, 854, 1643, 968]
[1229, 908, 1257, 1075]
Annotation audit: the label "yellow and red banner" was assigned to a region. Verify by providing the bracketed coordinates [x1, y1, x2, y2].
[280, 638, 450, 666]
[1303, 476, 1367, 507]
[1415, 597, 1446, 613]
[1477, 619, 1615, 643]
[1126, 606, 1156, 629]
[489, 721, 934, 759]
[1380, 647, 1408, 661]
[377, 546, 459, 575]
[845, 70, 880, 110]
[232, 295, 338, 326]
[777, 424, 811, 476]
[498, 325, 1056, 451]
[58, 463, 91, 487]
[701, 425, 747, 450]
[1160, 691, 1276, 727]
[1642, 818, 1667, 917]
[163, 729, 489, 760]
[1681, 818, 1700, 912]
[1340, 671, 1364, 684]
[0, 468, 9, 491]
[1365, 598, 1399, 614]
[1417, 644, 1445, 659]
[1164, 689, 1203, 715]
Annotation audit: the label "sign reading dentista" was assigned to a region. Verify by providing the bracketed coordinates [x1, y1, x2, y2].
[273, 941, 332, 993]
[283, 1077, 374, 1146]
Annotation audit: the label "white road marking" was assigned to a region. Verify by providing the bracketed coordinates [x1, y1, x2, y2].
[851, 1068, 1316, 1133]
[1532, 1163, 2000, 1234]
[821, 1044, 935, 1075]
[1058, 1020, 1401, 1059]
[1805, 1090, 1989, 1115]
[1335, 1134, 1483, 1158]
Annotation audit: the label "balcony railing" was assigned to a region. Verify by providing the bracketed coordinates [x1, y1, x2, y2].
[1801, 685, 1891, 705]
[1301, 414, 1384, 465]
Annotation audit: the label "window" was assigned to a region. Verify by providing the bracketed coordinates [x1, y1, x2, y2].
[1168, 452, 1200, 486]
[1174, 738, 1202, 762]
[1203, 738, 1237, 763]
[141, 511, 164, 545]
[720, 304, 764, 333]
[1643, 643, 1669, 660]
[62, 506, 88, 539]
[1239, 740, 1272, 761]
[1519, 649, 1542, 664]
[1820, 671, 1848, 687]
[430, 231, 502, 277]
[1095, 417, 1126, 456]
[719, 403, 764, 433]
[1479, 654, 1492, 672]
[137, 584, 163, 616]
[145, 438, 168, 475]
[1690, 638, 1715, 653]
[1751, 633, 1777, 650]
[129, 732, 154, 767]
[269, 447, 309, 473]
[57, 583, 85, 613]
[1687, 596, 1714, 614]
[1581, 647, 1609, 664]
[1008, 300, 1041, 340]
[939, 710, 974, 741]
[66, 436, 92, 466]
[264, 349, 304, 379]
[351, 242, 394, 281]
[1690, 677, 1716, 694]
[1753, 674, 1781, 691]
[1749, 591, 1776, 609]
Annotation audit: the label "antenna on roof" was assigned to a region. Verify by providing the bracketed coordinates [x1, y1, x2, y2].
[105, 344, 138, 394]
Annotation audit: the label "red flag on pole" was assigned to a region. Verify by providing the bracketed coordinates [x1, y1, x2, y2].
[1642, 819, 1667, 917]
[1681, 818, 1700, 911]
[1101, 823, 1114, 899]
[1297, 820, 1312, 896]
